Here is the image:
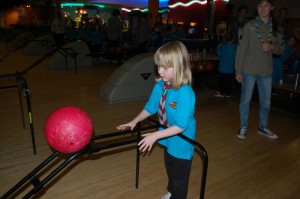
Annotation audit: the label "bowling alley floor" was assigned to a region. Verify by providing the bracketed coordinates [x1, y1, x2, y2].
[1, 44, 300, 199]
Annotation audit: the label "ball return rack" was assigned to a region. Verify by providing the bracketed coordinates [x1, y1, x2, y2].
[1, 118, 208, 199]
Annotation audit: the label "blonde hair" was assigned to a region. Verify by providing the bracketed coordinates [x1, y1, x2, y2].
[154, 41, 192, 89]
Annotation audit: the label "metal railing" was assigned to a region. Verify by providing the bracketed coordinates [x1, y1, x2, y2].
[0, 72, 36, 155]
[0, 40, 79, 155]
[1, 118, 208, 199]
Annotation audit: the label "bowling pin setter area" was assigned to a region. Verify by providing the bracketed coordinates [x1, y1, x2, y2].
[1, 110, 208, 199]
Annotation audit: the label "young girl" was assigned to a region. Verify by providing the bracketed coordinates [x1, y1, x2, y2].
[117, 41, 196, 199]
[215, 32, 237, 97]
[235, 0, 282, 140]
[282, 34, 297, 62]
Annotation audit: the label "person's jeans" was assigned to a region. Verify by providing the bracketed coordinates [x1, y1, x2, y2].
[239, 73, 272, 129]
[272, 58, 284, 84]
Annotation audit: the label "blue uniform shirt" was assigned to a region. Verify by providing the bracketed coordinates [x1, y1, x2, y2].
[144, 80, 196, 160]
[216, 43, 237, 74]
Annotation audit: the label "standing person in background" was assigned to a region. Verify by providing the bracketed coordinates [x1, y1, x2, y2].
[117, 41, 196, 199]
[107, 9, 123, 63]
[136, 15, 152, 53]
[64, 21, 77, 42]
[165, 24, 185, 41]
[235, 0, 282, 140]
[282, 34, 298, 62]
[51, 12, 66, 49]
[229, 5, 248, 88]
[276, 7, 289, 39]
[271, 22, 285, 87]
[229, 5, 248, 44]
[153, 14, 165, 33]
[271, 7, 290, 89]
[146, 26, 165, 53]
[214, 32, 237, 98]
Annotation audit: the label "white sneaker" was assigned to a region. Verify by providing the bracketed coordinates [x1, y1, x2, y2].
[161, 192, 171, 199]
[214, 91, 225, 97]
[279, 80, 283, 86]
[258, 128, 278, 139]
[237, 127, 247, 140]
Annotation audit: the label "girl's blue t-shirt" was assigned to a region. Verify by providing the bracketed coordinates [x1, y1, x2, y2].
[144, 80, 196, 160]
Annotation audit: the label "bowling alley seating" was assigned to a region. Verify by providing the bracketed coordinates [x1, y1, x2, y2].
[285, 56, 300, 94]
[272, 56, 300, 95]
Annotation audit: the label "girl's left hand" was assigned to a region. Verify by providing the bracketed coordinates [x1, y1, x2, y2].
[138, 133, 158, 152]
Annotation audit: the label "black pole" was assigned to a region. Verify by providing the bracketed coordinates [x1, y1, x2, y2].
[136, 122, 141, 189]
[147, 117, 208, 199]
[65, 49, 68, 71]
[177, 133, 208, 199]
[16, 74, 37, 155]
[25, 87, 36, 155]
[205, 0, 214, 33]
[17, 82, 26, 129]
[74, 53, 78, 74]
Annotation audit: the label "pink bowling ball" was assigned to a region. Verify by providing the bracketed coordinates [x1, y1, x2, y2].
[44, 106, 93, 154]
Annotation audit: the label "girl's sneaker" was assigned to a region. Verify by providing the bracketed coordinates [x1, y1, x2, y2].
[214, 91, 225, 97]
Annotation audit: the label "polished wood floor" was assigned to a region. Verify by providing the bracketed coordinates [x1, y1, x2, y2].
[1, 44, 300, 199]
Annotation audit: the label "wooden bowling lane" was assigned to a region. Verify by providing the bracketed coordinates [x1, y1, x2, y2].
[0, 45, 300, 199]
